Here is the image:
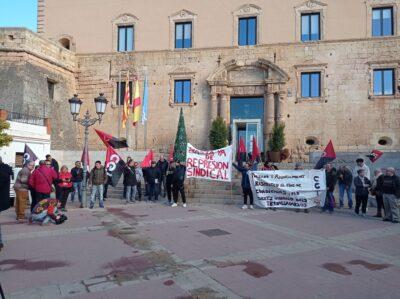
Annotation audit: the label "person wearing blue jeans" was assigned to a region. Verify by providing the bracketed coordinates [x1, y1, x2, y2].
[88, 161, 107, 208]
[71, 161, 83, 203]
[337, 165, 353, 209]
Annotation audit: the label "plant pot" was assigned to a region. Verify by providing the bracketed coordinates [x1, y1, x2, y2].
[268, 151, 281, 163]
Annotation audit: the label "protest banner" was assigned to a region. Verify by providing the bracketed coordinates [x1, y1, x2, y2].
[249, 170, 326, 209]
[186, 143, 232, 182]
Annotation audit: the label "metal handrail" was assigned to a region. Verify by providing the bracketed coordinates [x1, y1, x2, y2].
[6, 111, 45, 126]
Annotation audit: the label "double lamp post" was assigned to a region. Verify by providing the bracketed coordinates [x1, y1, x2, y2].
[68, 93, 108, 208]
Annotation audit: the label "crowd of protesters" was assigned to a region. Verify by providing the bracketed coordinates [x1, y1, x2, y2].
[121, 155, 187, 207]
[314, 158, 399, 223]
[232, 157, 399, 223]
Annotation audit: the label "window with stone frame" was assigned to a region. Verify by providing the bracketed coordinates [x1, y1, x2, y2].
[112, 14, 138, 52]
[366, 1, 398, 37]
[232, 4, 262, 46]
[294, 1, 326, 42]
[116, 81, 133, 105]
[295, 64, 327, 102]
[368, 61, 399, 99]
[372, 7, 394, 37]
[168, 70, 196, 107]
[169, 10, 196, 50]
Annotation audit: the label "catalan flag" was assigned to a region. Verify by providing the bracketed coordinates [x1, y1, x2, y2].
[122, 71, 130, 129]
[132, 78, 142, 126]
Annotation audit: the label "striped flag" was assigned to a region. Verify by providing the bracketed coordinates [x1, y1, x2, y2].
[141, 75, 148, 125]
[132, 78, 142, 126]
[122, 71, 130, 129]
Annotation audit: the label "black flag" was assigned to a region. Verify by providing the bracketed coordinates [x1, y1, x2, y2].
[105, 146, 126, 187]
[23, 144, 38, 165]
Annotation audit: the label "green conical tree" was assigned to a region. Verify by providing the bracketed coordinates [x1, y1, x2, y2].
[173, 108, 188, 162]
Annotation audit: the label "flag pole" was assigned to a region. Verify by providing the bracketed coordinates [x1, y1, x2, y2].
[135, 74, 138, 150]
[126, 71, 130, 151]
[117, 70, 121, 138]
[144, 74, 148, 150]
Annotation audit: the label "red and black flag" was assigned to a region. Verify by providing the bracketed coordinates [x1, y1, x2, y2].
[105, 146, 126, 187]
[251, 136, 261, 162]
[315, 140, 336, 169]
[94, 129, 128, 149]
[237, 137, 247, 163]
[23, 144, 38, 165]
[141, 150, 154, 168]
[366, 150, 383, 163]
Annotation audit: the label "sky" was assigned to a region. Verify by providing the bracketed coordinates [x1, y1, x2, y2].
[0, 0, 37, 32]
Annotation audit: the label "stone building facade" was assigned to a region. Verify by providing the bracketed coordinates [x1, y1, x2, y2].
[1, 0, 400, 160]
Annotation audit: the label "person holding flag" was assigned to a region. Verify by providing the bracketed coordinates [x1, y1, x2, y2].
[14, 160, 35, 221]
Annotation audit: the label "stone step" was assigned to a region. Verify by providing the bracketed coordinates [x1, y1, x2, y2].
[189, 197, 242, 205]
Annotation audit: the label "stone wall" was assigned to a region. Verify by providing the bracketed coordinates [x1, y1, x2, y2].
[76, 36, 400, 155]
[0, 28, 78, 150]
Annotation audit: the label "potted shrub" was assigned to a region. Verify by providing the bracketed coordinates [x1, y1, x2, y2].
[268, 123, 285, 162]
[209, 116, 228, 149]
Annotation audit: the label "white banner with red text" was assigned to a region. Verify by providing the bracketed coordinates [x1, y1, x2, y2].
[249, 170, 326, 209]
[186, 143, 232, 182]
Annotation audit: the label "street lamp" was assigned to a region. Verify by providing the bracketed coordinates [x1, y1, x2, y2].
[68, 93, 108, 208]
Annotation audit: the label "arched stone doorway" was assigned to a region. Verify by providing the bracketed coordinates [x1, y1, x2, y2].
[207, 58, 289, 156]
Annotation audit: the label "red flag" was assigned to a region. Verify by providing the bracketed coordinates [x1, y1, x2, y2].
[237, 137, 247, 162]
[141, 150, 154, 168]
[315, 140, 336, 169]
[251, 136, 260, 162]
[168, 144, 174, 162]
[105, 146, 126, 187]
[94, 129, 128, 149]
[366, 150, 383, 163]
[80, 144, 90, 171]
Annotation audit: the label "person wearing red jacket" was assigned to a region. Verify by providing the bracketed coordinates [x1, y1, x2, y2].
[28, 160, 58, 212]
[58, 166, 72, 211]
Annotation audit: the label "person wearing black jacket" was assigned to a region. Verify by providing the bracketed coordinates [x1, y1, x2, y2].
[165, 161, 175, 204]
[379, 167, 400, 223]
[354, 169, 371, 216]
[371, 169, 385, 218]
[146, 161, 161, 201]
[171, 160, 186, 207]
[0, 157, 13, 251]
[233, 161, 258, 210]
[322, 163, 337, 213]
[156, 155, 169, 198]
[122, 156, 132, 199]
[71, 161, 83, 203]
[337, 165, 353, 209]
[124, 160, 137, 203]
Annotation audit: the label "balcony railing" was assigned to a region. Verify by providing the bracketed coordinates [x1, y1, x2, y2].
[6, 111, 45, 126]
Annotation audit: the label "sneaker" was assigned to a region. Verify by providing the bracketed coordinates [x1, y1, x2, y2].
[392, 220, 399, 224]
[183, 203, 187, 208]
[171, 203, 178, 207]
[249, 205, 254, 210]
[361, 213, 366, 217]
[242, 205, 247, 210]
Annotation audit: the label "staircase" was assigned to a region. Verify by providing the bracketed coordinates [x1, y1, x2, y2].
[187, 178, 243, 205]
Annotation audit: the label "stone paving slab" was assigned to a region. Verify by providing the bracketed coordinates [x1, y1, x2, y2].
[138, 216, 303, 261]
[205, 247, 400, 299]
[1, 200, 399, 299]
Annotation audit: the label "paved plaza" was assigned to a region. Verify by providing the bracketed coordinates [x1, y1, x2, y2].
[0, 199, 399, 299]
